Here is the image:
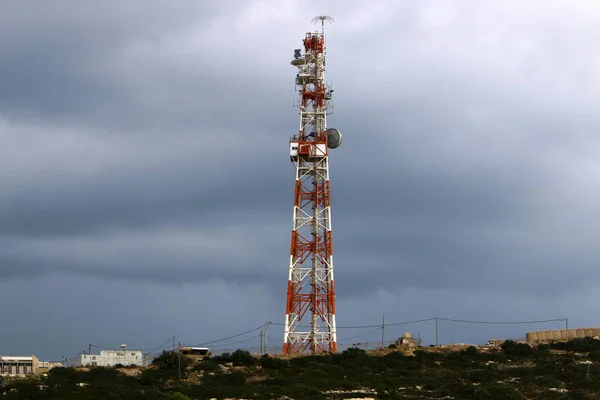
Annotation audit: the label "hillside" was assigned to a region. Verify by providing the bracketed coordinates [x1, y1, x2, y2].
[3, 338, 600, 399]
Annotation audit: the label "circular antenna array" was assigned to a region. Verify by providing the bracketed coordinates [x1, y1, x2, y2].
[311, 16, 335, 25]
[311, 16, 335, 33]
[327, 128, 343, 149]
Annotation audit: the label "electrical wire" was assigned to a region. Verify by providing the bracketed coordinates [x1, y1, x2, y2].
[437, 317, 566, 325]
[183, 325, 264, 347]
[143, 336, 176, 356]
[338, 326, 382, 343]
[386, 318, 436, 326]
[269, 316, 564, 329]
[79, 317, 565, 360]
[209, 334, 262, 349]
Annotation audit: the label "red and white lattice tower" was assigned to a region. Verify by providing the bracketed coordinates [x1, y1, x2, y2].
[283, 16, 343, 354]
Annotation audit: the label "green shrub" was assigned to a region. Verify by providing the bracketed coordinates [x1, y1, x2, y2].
[212, 352, 232, 363]
[170, 393, 190, 400]
[535, 343, 551, 357]
[152, 350, 190, 371]
[340, 347, 367, 360]
[502, 340, 534, 357]
[474, 383, 523, 399]
[550, 337, 600, 353]
[260, 354, 288, 369]
[230, 349, 257, 366]
[589, 350, 600, 361]
[193, 359, 220, 372]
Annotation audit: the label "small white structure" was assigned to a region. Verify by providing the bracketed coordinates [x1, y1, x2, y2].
[81, 345, 143, 367]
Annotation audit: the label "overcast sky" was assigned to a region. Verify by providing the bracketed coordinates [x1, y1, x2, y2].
[2, 0, 600, 361]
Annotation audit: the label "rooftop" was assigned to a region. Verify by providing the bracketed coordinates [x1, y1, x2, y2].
[0, 356, 34, 361]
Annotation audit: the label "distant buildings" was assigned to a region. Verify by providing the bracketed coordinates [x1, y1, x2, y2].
[179, 347, 211, 359]
[0, 356, 39, 376]
[0, 356, 63, 377]
[81, 345, 143, 367]
[37, 361, 64, 374]
[395, 332, 421, 348]
[486, 339, 504, 347]
[526, 328, 600, 344]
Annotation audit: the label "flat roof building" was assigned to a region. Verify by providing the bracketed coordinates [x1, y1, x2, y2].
[0, 355, 40, 376]
[81, 349, 143, 367]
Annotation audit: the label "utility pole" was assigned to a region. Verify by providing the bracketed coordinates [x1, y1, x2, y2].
[435, 317, 439, 346]
[177, 342, 181, 380]
[172, 335, 175, 351]
[264, 322, 270, 354]
[381, 314, 385, 348]
[88, 343, 92, 355]
[565, 318, 569, 340]
[587, 361, 591, 380]
[260, 331, 264, 354]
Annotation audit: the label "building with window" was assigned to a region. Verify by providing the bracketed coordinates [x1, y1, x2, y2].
[0, 355, 40, 376]
[81, 348, 143, 367]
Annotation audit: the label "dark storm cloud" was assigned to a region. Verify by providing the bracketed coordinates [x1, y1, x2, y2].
[0, 1, 229, 126]
[2, 0, 600, 360]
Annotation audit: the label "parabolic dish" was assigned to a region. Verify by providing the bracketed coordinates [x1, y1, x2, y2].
[327, 128, 343, 149]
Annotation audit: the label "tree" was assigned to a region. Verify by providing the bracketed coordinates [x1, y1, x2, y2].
[152, 350, 189, 371]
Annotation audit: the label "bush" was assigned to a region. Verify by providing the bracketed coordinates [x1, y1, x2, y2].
[212, 352, 232, 363]
[230, 349, 257, 366]
[260, 354, 288, 369]
[502, 340, 534, 357]
[193, 359, 220, 372]
[340, 347, 367, 359]
[170, 393, 190, 400]
[474, 383, 523, 399]
[589, 350, 600, 361]
[152, 350, 190, 371]
[550, 337, 600, 353]
[537, 344, 550, 353]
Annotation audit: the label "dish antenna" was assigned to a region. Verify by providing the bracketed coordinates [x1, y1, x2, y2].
[311, 15, 335, 35]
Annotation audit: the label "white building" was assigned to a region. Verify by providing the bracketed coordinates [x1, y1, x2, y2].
[81, 347, 143, 367]
[0, 355, 39, 376]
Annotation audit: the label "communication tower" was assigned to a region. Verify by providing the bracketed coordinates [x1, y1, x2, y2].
[283, 16, 343, 354]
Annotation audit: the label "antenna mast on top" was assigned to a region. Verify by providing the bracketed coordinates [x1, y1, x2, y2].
[311, 15, 335, 35]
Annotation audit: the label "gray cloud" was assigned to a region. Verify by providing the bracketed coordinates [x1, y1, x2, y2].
[1, 0, 600, 360]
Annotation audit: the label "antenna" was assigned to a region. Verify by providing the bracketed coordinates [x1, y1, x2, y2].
[311, 15, 335, 35]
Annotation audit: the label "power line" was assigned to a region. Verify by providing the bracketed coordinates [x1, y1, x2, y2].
[269, 318, 436, 329]
[270, 316, 564, 329]
[209, 334, 262, 349]
[79, 317, 564, 359]
[269, 321, 383, 329]
[338, 327, 382, 343]
[386, 318, 437, 327]
[437, 317, 566, 325]
[183, 325, 264, 347]
[143, 336, 176, 356]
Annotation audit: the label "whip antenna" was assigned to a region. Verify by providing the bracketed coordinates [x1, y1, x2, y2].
[311, 15, 335, 35]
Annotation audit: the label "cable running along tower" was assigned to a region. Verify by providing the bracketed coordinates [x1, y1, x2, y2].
[283, 16, 343, 354]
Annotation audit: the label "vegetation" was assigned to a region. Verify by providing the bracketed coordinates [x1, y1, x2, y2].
[4, 338, 600, 399]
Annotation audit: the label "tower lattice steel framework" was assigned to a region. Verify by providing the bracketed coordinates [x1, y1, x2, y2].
[283, 16, 342, 354]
